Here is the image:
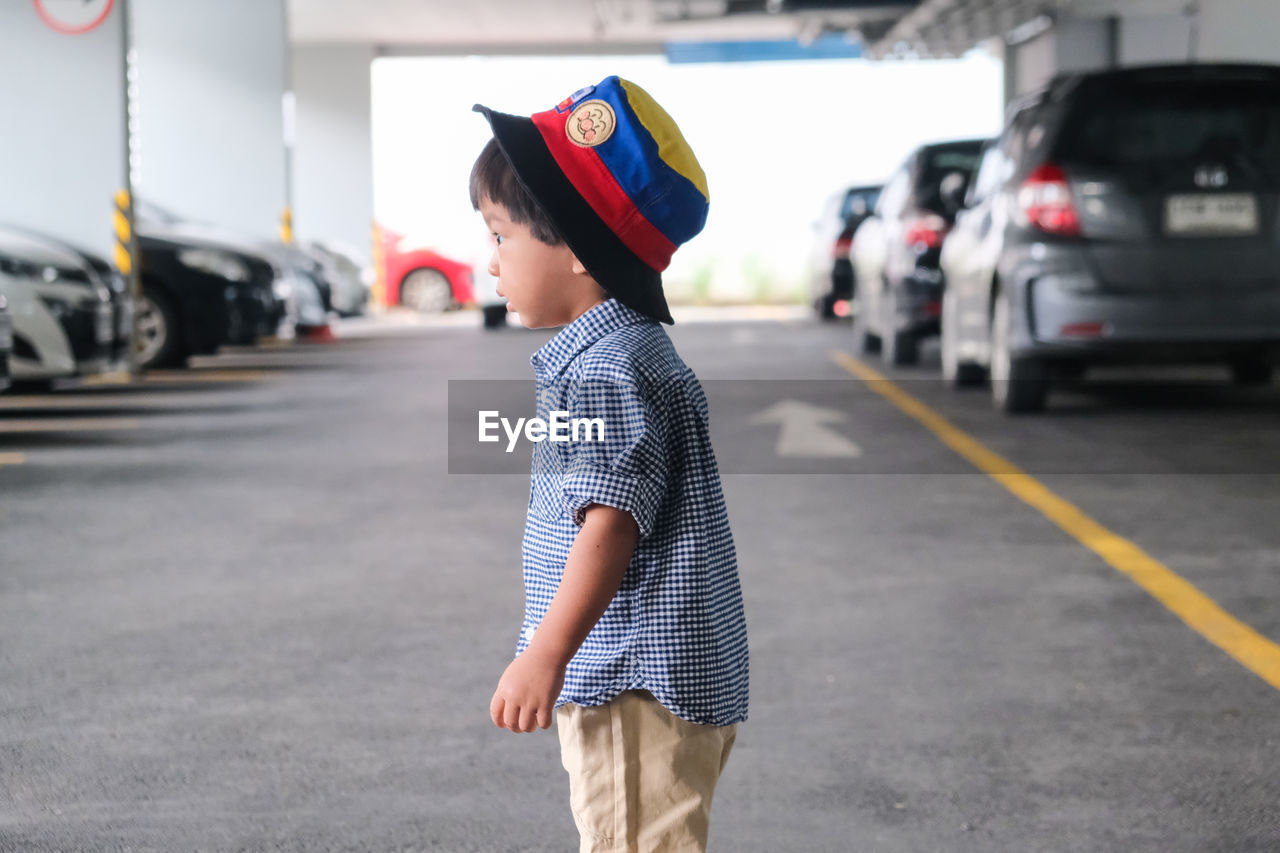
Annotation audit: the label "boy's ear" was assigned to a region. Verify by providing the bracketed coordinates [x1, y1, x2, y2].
[569, 255, 589, 277]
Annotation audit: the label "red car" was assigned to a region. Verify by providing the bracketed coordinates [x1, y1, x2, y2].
[379, 226, 475, 312]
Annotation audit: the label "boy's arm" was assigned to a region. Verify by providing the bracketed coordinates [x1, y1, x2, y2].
[490, 503, 639, 733]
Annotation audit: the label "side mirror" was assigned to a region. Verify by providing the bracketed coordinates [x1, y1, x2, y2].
[939, 171, 969, 215]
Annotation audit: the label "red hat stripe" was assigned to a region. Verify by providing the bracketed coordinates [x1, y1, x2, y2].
[531, 110, 677, 272]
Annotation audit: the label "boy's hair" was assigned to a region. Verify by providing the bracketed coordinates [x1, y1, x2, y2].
[469, 138, 564, 246]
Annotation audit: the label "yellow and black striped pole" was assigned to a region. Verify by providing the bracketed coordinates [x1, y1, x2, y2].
[115, 189, 144, 378]
[371, 222, 387, 309]
[113, 190, 133, 276]
[279, 207, 294, 245]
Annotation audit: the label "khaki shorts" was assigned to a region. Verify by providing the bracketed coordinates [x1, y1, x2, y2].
[555, 690, 738, 853]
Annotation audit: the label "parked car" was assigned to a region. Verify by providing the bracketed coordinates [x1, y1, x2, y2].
[851, 138, 987, 365]
[939, 64, 1280, 413]
[808, 184, 881, 318]
[0, 226, 114, 387]
[83, 253, 134, 370]
[380, 227, 475, 313]
[134, 224, 282, 368]
[304, 240, 371, 317]
[266, 243, 331, 334]
[131, 201, 308, 366]
[2, 227, 136, 372]
[0, 293, 12, 392]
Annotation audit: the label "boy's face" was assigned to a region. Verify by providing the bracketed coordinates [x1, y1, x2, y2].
[479, 199, 603, 329]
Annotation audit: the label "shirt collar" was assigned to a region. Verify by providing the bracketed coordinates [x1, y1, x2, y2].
[530, 298, 653, 380]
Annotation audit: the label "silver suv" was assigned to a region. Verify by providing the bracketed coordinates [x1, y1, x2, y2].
[940, 64, 1280, 413]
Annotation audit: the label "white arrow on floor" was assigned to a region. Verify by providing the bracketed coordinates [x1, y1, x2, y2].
[748, 400, 862, 458]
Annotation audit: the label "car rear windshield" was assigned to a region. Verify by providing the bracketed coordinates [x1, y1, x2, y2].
[916, 145, 982, 212]
[840, 188, 880, 220]
[1054, 76, 1280, 181]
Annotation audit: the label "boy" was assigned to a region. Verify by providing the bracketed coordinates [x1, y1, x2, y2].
[470, 76, 748, 853]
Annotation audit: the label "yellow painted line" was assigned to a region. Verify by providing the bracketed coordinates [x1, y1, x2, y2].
[0, 418, 143, 433]
[79, 369, 281, 386]
[0, 394, 216, 411]
[142, 370, 281, 383]
[0, 452, 25, 465]
[830, 349, 1280, 692]
[80, 371, 135, 386]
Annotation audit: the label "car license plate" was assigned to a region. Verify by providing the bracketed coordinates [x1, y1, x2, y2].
[1165, 194, 1259, 236]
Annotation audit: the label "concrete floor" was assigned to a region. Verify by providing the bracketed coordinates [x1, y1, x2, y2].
[1, 310, 1278, 852]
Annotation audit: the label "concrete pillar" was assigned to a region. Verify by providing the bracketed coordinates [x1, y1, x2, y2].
[1196, 0, 1280, 62]
[130, 0, 288, 241]
[1011, 30, 1056, 97]
[1008, 16, 1117, 98]
[0, 1, 126, 259]
[292, 44, 375, 262]
[1118, 13, 1194, 65]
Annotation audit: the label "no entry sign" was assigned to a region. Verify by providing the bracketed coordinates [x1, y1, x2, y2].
[33, 0, 115, 35]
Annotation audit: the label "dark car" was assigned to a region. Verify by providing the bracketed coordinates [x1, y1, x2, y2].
[135, 226, 281, 368]
[808, 184, 881, 318]
[851, 138, 987, 365]
[939, 64, 1280, 413]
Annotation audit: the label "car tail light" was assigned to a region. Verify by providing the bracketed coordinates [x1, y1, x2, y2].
[904, 214, 946, 250]
[833, 234, 853, 258]
[1019, 164, 1082, 237]
[1060, 322, 1106, 338]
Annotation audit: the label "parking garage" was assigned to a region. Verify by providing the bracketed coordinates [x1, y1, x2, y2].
[2, 1, 1280, 850]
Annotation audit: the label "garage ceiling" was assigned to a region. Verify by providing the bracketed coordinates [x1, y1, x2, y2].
[288, 0, 1151, 58]
[867, 0, 1070, 58]
[287, 0, 921, 52]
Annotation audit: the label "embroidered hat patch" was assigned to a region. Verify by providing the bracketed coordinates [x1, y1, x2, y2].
[566, 100, 615, 148]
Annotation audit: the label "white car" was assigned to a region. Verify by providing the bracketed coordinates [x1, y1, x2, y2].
[305, 240, 371, 317]
[0, 227, 114, 386]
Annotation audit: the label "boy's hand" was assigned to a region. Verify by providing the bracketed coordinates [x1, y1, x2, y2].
[489, 647, 566, 733]
[489, 504, 636, 734]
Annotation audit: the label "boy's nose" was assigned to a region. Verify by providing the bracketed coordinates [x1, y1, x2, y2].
[488, 250, 500, 280]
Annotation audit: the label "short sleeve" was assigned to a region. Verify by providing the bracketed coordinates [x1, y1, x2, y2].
[559, 376, 668, 539]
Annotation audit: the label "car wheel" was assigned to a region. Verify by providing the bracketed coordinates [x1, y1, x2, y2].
[941, 290, 986, 387]
[482, 304, 508, 329]
[815, 292, 837, 320]
[881, 285, 919, 367]
[135, 285, 187, 369]
[851, 298, 880, 354]
[400, 268, 454, 313]
[1230, 359, 1273, 386]
[990, 290, 1048, 414]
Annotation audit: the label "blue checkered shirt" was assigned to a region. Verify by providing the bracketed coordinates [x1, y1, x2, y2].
[516, 298, 749, 726]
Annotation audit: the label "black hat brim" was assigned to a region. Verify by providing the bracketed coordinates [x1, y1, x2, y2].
[473, 104, 675, 325]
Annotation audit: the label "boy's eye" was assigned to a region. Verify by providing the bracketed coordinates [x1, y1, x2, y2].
[493, 233, 504, 245]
